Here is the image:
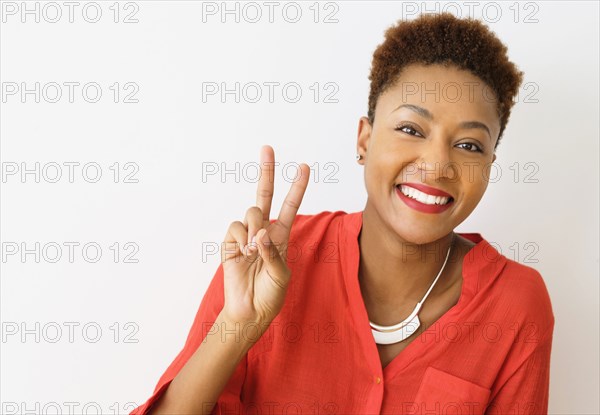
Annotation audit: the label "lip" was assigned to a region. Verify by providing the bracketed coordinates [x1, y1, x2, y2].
[398, 182, 454, 199]
[395, 186, 454, 214]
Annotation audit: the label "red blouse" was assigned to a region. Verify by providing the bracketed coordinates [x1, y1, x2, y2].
[131, 210, 555, 415]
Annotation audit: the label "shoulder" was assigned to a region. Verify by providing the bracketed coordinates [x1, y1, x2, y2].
[267, 210, 351, 308]
[270, 210, 349, 243]
[498, 259, 553, 312]
[492, 258, 555, 342]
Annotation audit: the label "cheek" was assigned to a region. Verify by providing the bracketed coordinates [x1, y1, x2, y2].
[482, 162, 494, 180]
[459, 168, 490, 204]
[363, 162, 381, 191]
[476, 163, 495, 193]
[365, 146, 396, 176]
[363, 155, 396, 196]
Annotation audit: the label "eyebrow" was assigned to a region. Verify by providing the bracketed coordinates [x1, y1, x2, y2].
[392, 104, 492, 140]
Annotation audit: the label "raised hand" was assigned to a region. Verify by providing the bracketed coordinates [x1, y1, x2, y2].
[221, 145, 310, 332]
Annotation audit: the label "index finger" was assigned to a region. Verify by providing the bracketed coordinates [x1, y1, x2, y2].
[276, 163, 310, 233]
[256, 145, 275, 224]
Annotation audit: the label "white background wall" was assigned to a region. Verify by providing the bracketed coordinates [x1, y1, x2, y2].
[1, 1, 598, 413]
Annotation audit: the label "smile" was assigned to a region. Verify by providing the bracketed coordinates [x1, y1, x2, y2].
[395, 185, 454, 214]
[398, 184, 452, 205]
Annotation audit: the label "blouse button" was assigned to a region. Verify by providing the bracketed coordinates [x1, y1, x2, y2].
[375, 376, 381, 384]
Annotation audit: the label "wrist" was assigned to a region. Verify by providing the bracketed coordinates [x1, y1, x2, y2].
[215, 312, 271, 351]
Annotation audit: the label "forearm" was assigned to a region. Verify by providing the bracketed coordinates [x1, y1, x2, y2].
[149, 312, 262, 415]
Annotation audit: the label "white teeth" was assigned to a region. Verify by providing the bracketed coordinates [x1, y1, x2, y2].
[399, 185, 451, 205]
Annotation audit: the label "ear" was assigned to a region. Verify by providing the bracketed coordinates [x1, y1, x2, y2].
[357, 116, 372, 164]
[492, 153, 497, 163]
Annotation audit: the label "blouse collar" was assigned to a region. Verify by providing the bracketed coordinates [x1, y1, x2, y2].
[337, 210, 507, 377]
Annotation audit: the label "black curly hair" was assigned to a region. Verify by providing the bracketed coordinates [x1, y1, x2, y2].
[367, 12, 524, 150]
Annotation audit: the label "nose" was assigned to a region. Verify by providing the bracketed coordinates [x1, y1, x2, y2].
[415, 137, 457, 182]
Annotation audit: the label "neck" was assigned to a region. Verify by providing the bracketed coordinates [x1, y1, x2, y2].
[358, 203, 459, 322]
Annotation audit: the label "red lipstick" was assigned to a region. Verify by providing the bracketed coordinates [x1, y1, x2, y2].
[400, 183, 454, 199]
[395, 185, 454, 214]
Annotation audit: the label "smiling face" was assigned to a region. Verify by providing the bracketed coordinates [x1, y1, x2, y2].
[357, 63, 501, 244]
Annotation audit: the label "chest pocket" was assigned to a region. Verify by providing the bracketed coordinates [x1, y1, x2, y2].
[413, 366, 491, 415]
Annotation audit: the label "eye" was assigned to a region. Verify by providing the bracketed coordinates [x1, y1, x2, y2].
[394, 123, 423, 137]
[456, 142, 483, 153]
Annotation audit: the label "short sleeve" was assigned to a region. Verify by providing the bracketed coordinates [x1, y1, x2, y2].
[130, 263, 247, 415]
[485, 328, 554, 415]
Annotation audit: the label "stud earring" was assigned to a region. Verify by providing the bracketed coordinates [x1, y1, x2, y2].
[356, 154, 363, 161]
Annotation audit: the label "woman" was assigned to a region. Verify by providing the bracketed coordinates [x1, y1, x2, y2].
[132, 12, 554, 415]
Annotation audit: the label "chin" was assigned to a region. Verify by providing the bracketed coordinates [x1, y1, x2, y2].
[390, 222, 449, 246]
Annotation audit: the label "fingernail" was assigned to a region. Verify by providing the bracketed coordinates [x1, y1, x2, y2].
[245, 235, 258, 253]
[261, 231, 271, 245]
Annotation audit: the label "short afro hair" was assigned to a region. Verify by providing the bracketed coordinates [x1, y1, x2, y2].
[367, 12, 524, 150]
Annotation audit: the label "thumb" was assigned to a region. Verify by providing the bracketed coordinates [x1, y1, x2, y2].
[257, 229, 290, 286]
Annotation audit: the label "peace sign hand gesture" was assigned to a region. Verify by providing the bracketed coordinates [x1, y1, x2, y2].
[221, 145, 310, 333]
